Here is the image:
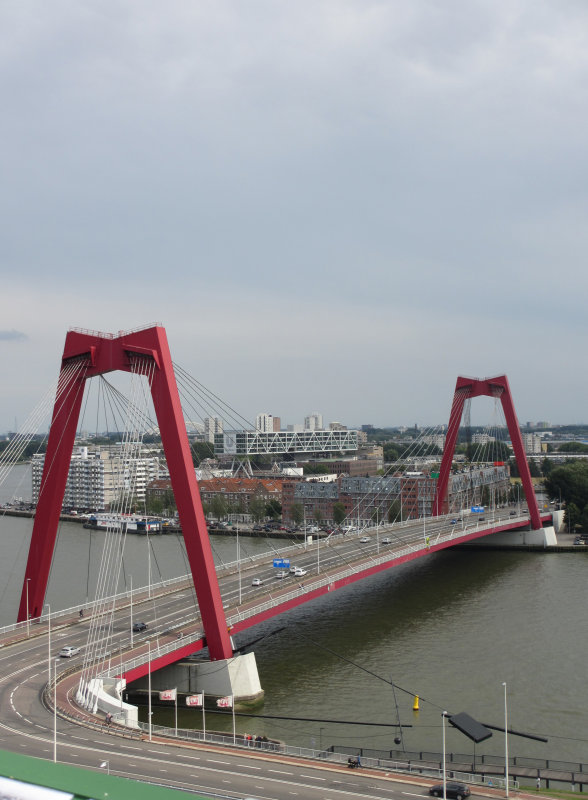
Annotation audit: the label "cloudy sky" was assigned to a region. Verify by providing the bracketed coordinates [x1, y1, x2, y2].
[1, 0, 587, 433]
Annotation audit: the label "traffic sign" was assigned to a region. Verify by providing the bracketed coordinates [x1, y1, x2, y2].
[273, 558, 291, 568]
[471, 505, 485, 513]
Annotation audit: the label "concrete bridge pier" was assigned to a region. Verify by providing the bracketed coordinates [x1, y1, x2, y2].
[129, 651, 264, 710]
[469, 526, 558, 547]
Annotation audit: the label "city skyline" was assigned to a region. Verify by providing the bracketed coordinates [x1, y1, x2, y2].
[2, 2, 588, 428]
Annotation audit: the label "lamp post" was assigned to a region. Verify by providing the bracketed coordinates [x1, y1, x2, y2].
[130, 574, 133, 647]
[148, 640, 152, 741]
[442, 711, 448, 800]
[25, 578, 31, 638]
[43, 604, 51, 685]
[237, 525, 241, 605]
[53, 658, 58, 763]
[503, 682, 509, 798]
[320, 726, 325, 751]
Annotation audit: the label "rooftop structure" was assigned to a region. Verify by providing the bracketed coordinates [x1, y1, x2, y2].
[214, 429, 358, 456]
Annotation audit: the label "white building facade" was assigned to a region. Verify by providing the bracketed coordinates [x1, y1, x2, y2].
[31, 446, 161, 511]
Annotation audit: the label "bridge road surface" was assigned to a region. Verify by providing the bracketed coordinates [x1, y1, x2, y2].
[0, 510, 537, 798]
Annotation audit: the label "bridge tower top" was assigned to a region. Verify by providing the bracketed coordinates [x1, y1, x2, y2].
[432, 375, 542, 530]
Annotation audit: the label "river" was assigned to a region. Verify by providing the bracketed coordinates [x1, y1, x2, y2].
[1, 465, 587, 766]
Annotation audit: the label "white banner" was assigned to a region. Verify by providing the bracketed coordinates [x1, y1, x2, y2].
[186, 694, 203, 707]
[159, 688, 177, 701]
[216, 695, 233, 709]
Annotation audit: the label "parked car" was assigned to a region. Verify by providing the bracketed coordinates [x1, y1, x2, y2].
[274, 571, 288, 579]
[59, 646, 80, 658]
[132, 621, 147, 632]
[429, 782, 471, 799]
[251, 578, 263, 586]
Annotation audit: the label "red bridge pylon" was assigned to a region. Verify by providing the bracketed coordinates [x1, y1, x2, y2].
[18, 326, 233, 661]
[432, 375, 542, 531]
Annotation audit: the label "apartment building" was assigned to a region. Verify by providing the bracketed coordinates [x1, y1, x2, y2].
[31, 446, 161, 511]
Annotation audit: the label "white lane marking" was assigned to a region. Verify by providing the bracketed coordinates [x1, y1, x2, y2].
[269, 769, 293, 774]
[301, 774, 325, 780]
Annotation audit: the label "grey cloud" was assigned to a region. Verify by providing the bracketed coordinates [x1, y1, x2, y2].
[0, 330, 27, 342]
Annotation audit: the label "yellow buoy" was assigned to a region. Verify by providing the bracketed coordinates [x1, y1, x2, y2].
[413, 695, 420, 712]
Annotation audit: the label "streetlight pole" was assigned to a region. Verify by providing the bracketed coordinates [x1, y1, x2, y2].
[442, 711, 448, 800]
[148, 641, 152, 741]
[237, 525, 241, 605]
[53, 658, 58, 763]
[44, 604, 51, 685]
[25, 578, 30, 638]
[317, 531, 320, 574]
[130, 574, 133, 647]
[503, 682, 509, 798]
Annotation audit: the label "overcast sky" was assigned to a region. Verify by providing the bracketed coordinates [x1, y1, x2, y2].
[1, 0, 587, 433]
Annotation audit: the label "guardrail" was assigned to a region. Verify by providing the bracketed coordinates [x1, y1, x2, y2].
[135, 720, 518, 791]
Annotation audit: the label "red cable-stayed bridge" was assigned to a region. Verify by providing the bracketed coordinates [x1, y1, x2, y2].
[0, 325, 557, 721]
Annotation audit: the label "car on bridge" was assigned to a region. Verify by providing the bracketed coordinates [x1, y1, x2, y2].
[133, 621, 148, 632]
[450, 519, 458, 525]
[294, 568, 307, 577]
[274, 570, 288, 579]
[381, 537, 392, 544]
[360, 536, 370, 543]
[251, 578, 263, 586]
[59, 646, 80, 658]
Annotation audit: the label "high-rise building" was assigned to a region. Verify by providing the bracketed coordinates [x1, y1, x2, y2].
[304, 412, 323, 431]
[204, 416, 223, 443]
[255, 413, 274, 433]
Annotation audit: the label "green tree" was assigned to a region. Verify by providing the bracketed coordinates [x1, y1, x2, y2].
[566, 502, 581, 532]
[558, 442, 588, 454]
[545, 461, 588, 509]
[541, 458, 554, 477]
[388, 499, 403, 523]
[190, 441, 215, 466]
[313, 507, 323, 525]
[383, 443, 400, 462]
[249, 495, 267, 523]
[265, 499, 282, 520]
[304, 463, 330, 475]
[211, 494, 228, 520]
[290, 503, 304, 526]
[332, 502, 346, 526]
